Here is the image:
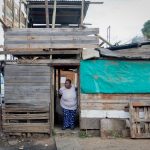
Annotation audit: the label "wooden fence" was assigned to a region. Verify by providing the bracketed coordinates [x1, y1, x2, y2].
[130, 101, 150, 138]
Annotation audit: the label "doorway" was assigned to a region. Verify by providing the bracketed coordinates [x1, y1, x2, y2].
[53, 66, 80, 130]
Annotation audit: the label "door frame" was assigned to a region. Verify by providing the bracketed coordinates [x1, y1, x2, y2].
[50, 64, 80, 132]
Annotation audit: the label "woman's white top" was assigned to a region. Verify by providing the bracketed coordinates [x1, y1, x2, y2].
[59, 85, 77, 110]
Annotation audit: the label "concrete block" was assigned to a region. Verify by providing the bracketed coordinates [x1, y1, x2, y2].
[100, 119, 126, 138]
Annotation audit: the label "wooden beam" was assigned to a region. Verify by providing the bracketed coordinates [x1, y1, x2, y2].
[5, 28, 99, 50]
[19, 0, 22, 28]
[3, 123, 50, 133]
[50, 67, 54, 134]
[13, 59, 80, 65]
[96, 34, 112, 47]
[45, 0, 49, 28]
[89, 2, 104, 4]
[28, 5, 82, 9]
[5, 28, 99, 35]
[4, 0, 7, 23]
[0, 50, 82, 55]
[81, 0, 85, 26]
[52, 0, 57, 28]
[12, 0, 15, 28]
[0, 17, 9, 29]
[26, 6, 29, 27]
[50, 59, 80, 66]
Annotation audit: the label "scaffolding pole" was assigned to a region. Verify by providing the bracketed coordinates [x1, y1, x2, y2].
[52, 0, 57, 28]
[45, 0, 49, 28]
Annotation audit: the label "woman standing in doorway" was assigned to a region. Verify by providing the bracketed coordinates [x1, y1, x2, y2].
[59, 79, 77, 130]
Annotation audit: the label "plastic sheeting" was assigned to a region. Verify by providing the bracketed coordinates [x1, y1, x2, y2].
[80, 60, 150, 93]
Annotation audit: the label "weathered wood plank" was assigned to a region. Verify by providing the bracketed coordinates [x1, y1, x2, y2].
[0, 50, 81, 55]
[28, 4, 82, 9]
[5, 64, 51, 104]
[5, 82, 50, 86]
[15, 59, 80, 66]
[5, 95, 50, 100]
[100, 46, 150, 59]
[3, 113, 49, 120]
[3, 123, 50, 133]
[4, 28, 99, 50]
[5, 43, 98, 50]
[5, 35, 98, 41]
[5, 76, 50, 83]
[5, 86, 50, 91]
[81, 94, 150, 101]
[3, 105, 49, 113]
[81, 110, 129, 119]
[5, 101, 50, 104]
[81, 103, 128, 110]
[132, 102, 150, 107]
[5, 72, 51, 76]
[5, 65, 50, 72]
[5, 28, 99, 36]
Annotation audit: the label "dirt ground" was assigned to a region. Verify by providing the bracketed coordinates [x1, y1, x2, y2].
[0, 134, 150, 150]
[0, 134, 56, 150]
[78, 137, 150, 150]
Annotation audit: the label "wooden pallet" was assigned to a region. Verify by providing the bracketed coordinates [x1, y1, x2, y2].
[129, 101, 150, 138]
[2, 104, 50, 135]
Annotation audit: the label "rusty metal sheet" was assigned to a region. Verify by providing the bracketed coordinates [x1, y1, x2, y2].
[99, 45, 150, 59]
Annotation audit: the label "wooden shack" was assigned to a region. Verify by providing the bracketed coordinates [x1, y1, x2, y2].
[80, 45, 150, 138]
[1, 0, 150, 139]
[2, 26, 99, 135]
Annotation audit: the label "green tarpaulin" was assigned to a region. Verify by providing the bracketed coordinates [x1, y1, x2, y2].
[80, 60, 150, 93]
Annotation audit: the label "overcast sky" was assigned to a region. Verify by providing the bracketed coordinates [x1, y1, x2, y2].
[85, 0, 150, 44]
[0, 0, 150, 46]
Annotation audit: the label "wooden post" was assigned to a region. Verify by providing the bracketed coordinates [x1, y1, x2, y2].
[52, 0, 57, 28]
[77, 66, 81, 129]
[58, 69, 61, 91]
[19, 0, 22, 28]
[50, 66, 54, 135]
[26, 5, 29, 28]
[12, 0, 15, 27]
[45, 0, 49, 28]
[54, 68, 56, 102]
[80, 0, 85, 26]
[4, 0, 7, 24]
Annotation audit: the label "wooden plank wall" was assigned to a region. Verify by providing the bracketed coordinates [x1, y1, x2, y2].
[80, 94, 150, 129]
[3, 64, 51, 134]
[2, 0, 26, 27]
[4, 64, 51, 104]
[4, 28, 99, 51]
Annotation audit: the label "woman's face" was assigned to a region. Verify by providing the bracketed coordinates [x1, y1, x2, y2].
[65, 80, 71, 89]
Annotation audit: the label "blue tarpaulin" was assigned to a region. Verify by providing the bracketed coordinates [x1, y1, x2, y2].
[80, 60, 150, 93]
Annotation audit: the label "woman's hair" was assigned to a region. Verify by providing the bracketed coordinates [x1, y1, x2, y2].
[65, 79, 71, 84]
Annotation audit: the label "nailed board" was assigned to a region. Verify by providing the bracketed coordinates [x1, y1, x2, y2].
[2, 0, 26, 28]
[4, 64, 51, 104]
[2, 104, 50, 133]
[80, 94, 150, 129]
[4, 28, 99, 50]
[129, 102, 150, 138]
